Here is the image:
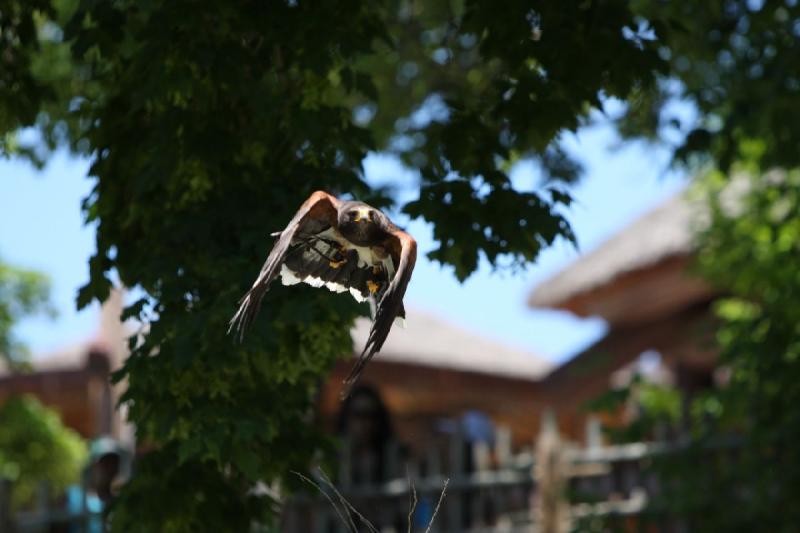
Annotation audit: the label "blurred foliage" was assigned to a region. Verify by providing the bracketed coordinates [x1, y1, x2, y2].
[579, 172, 800, 531]
[0, 395, 87, 510]
[3, 0, 800, 529]
[584, 374, 681, 444]
[685, 169, 800, 530]
[0, 0, 95, 165]
[0, 257, 53, 370]
[619, 0, 800, 172]
[0, 0, 55, 157]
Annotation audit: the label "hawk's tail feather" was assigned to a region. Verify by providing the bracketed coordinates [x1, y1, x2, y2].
[340, 345, 377, 400]
[227, 284, 267, 342]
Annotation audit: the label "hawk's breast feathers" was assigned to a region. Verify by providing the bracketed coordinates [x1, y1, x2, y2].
[279, 227, 397, 305]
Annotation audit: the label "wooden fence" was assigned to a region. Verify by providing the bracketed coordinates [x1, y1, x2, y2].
[281, 413, 712, 533]
[283, 423, 535, 532]
[1, 416, 738, 532]
[283, 418, 592, 533]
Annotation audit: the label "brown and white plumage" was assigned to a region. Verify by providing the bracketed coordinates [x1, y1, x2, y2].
[228, 190, 417, 398]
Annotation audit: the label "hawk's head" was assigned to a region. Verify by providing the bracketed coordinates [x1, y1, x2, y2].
[338, 201, 386, 246]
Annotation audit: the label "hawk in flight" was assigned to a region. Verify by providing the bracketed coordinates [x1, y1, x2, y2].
[229, 191, 417, 398]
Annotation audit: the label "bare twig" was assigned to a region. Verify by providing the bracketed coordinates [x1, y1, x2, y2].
[424, 478, 449, 533]
[292, 471, 355, 533]
[406, 466, 418, 533]
[317, 469, 380, 533]
[295, 467, 448, 533]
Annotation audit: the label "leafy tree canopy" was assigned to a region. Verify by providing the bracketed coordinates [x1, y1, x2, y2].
[3, 0, 799, 529]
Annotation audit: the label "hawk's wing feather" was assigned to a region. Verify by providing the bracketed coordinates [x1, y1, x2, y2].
[228, 191, 339, 340]
[341, 225, 416, 398]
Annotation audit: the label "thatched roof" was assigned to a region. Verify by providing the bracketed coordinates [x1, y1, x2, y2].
[351, 309, 552, 380]
[0, 289, 128, 378]
[0, 341, 87, 377]
[5, 307, 551, 382]
[529, 191, 698, 310]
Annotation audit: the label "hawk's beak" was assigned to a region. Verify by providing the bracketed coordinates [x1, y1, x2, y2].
[353, 208, 371, 222]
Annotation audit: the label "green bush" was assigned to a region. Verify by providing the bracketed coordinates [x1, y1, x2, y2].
[0, 395, 88, 509]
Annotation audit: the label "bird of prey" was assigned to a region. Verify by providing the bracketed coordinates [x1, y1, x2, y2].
[228, 190, 417, 398]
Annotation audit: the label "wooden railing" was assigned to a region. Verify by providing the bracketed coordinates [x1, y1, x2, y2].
[0, 418, 741, 532]
[283, 416, 742, 532]
[283, 425, 536, 532]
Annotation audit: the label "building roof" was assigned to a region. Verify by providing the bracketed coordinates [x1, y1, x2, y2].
[0, 340, 85, 376]
[0, 339, 113, 378]
[26, 341, 94, 371]
[6, 304, 551, 382]
[351, 308, 552, 380]
[0, 289, 128, 378]
[528, 191, 698, 310]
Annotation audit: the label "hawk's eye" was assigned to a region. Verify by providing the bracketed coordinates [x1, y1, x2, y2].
[348, 211, 357, 220]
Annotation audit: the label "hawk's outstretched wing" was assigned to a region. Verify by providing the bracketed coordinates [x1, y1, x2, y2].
[341, 223, 416, 398]
[228, 191, 340, 340]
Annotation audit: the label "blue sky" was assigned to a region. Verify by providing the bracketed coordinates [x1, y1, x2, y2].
[0, 121, 686, 363]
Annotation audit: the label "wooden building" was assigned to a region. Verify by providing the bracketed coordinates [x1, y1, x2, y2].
[321, 309, 552, 455]
[1, 295, 551, 458]
[2, 191, 729, 472]
[0, 290, 132, 443]
[529, 192, 721, 439]
[0, 344, 114, 438]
